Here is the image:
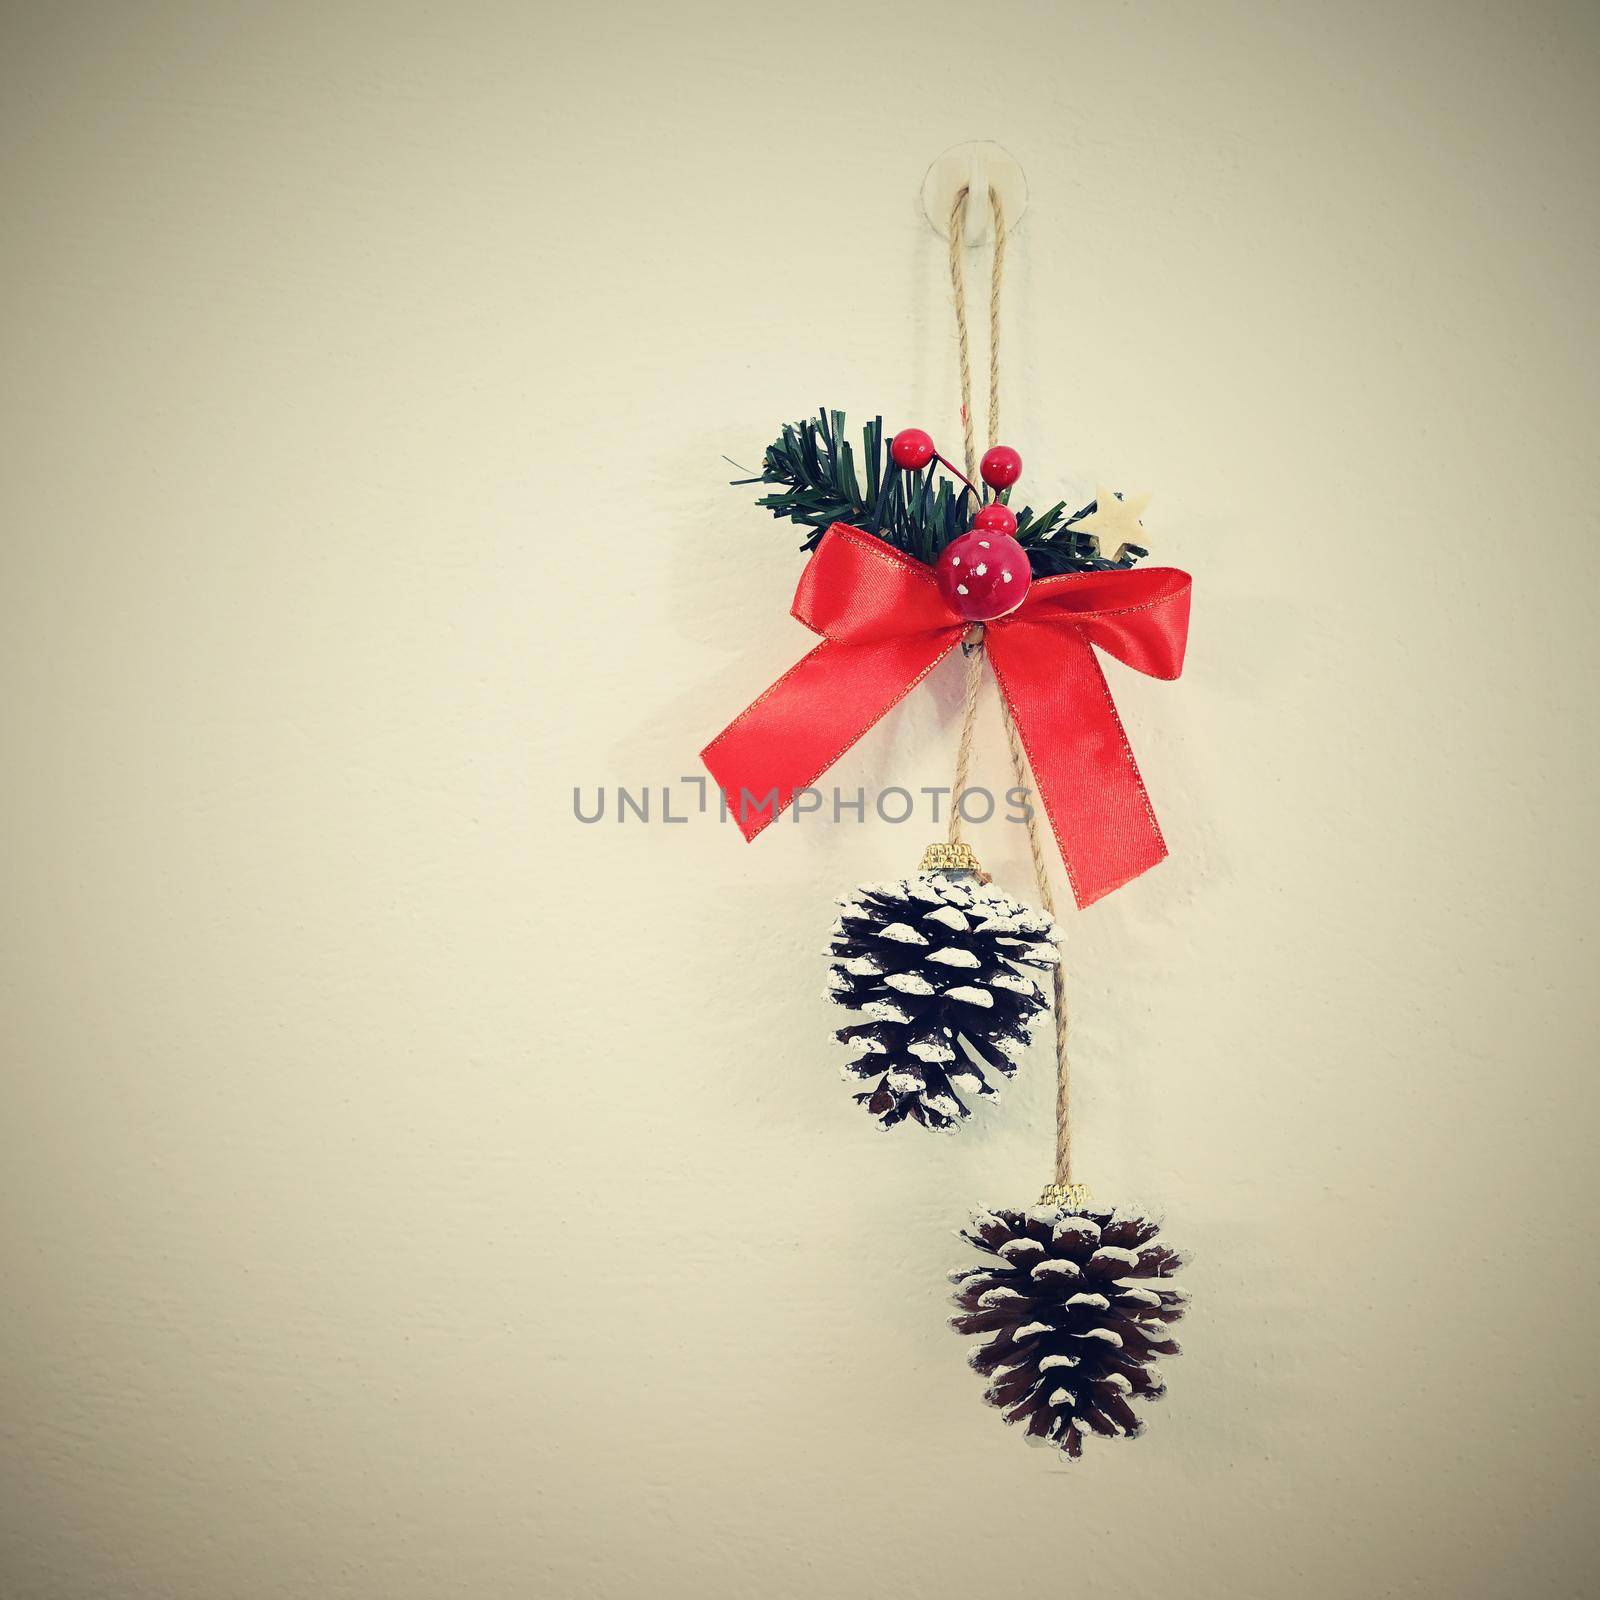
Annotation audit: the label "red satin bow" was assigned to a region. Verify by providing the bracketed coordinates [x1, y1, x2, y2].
[701, 523, 1191, 907]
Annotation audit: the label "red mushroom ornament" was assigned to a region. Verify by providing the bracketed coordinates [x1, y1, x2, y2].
[935, 526, 1032, 622]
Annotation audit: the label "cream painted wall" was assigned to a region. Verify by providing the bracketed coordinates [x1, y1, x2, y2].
[2, 3, 1598, 1596]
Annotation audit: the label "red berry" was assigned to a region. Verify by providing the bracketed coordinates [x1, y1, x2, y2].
[890, 428, 936, 470]
[971, 502, 1018, 536]
[980, 445, 1023, 490]
[935, 528, 1032, 622]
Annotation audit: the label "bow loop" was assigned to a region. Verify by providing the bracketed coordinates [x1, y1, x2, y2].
[794, 525, 965, 644]
[1010, 566, 1191, 680]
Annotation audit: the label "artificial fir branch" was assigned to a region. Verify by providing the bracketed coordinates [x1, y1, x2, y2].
[732, 409, 970, 563]
[735, 408, 1147, 576]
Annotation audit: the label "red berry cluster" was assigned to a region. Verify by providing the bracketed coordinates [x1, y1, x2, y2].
[888, 428, 1032, 622]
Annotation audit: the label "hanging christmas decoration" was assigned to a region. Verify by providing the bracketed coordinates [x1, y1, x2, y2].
[699, 172, 1196, 1460]
[828, 844, 1058, 1130]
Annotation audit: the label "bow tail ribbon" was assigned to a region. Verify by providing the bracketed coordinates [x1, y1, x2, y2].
[702, 628, 965, 836]
[986, 619, 1167, 907]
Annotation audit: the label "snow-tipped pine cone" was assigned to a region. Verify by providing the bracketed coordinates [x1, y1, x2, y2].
[826, 874, 1058, 1130]
[950, 1203, 1186, 1457]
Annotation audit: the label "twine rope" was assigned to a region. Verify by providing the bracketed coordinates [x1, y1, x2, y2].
[945, 187, 1008, 482]
[942, 184, 1075, 1187]
[945, 636, 987, 848]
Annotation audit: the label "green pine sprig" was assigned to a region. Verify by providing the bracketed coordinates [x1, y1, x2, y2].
[734, 408, 1146, 576]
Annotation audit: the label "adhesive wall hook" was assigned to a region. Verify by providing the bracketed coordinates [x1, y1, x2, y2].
[921, 140, 1028, 247]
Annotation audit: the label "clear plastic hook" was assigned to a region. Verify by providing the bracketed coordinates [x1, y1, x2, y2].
[921, 141, 1029, 247]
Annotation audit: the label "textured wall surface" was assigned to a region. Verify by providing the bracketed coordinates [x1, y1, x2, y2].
[3, 3, 1598, 1596]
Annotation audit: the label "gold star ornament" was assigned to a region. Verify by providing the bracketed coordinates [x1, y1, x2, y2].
[1074, 486, 1152, 561]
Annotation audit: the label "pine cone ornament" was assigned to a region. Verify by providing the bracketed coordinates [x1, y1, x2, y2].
[950, 1200, 1186, 1457]
[827, 869, 1058, 1130]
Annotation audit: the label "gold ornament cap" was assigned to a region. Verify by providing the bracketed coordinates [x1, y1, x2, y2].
[1039, 1181, 1092, 1211]
[918, 840, 984, 876]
